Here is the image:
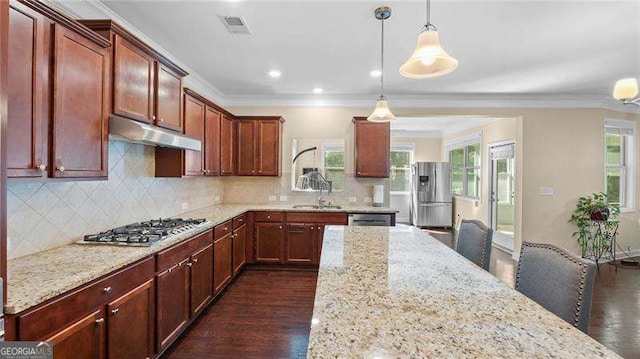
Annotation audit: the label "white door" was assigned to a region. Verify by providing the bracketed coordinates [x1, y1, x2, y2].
[488, 142, 515, 252]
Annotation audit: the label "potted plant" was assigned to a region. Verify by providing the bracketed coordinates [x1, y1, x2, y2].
[569, 192, 620, 263]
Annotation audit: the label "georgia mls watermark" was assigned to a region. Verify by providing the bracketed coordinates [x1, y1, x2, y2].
[0, 342, 52, 359]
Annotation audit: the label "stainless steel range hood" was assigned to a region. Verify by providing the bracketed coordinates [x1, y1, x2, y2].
[109, 115, 201, 151]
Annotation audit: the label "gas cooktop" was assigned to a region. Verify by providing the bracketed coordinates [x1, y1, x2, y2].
[79, 218, 210, 246]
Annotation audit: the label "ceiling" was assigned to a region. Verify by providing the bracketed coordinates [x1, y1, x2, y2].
[71, 0, 640, 106]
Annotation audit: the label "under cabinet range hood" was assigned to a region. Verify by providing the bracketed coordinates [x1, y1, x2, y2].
[108, 115, 201, 151]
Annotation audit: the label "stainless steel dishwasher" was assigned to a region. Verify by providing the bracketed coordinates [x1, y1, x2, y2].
[348, 213, 393, 226]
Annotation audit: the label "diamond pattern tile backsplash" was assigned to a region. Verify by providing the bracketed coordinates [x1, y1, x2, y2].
[7, 141, 223, 259]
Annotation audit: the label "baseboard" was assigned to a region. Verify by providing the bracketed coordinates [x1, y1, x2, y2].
[492, 242, 513, 256]
[510, 247, 640, 264]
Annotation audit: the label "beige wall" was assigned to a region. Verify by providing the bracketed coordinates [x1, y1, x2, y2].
[393, 137, 442, 162]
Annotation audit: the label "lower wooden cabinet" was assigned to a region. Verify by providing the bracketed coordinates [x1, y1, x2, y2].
[285, 224, 315, 264]
[107, 280, 154, 359]
[156, 258, 190, 352]
[255, 222, 284, 263]
[232, 221, 247, 274]
[214, 225, 233, 293]
[46, 309, 105, 359]
[190, 244, 214, 316]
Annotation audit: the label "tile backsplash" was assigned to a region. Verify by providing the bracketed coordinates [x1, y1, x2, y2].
[7, 141, 223, 259]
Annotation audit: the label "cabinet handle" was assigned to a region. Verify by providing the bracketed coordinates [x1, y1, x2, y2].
[267, 216, 271, 219]
[224, 227, 228, 231]
[178, 262, 182, 267]
[95, 318, 104, 324]
[193, 258, 198, 263]
[279, 225, 282, 229]
[310, 226, 315, 230]
[152, 115, 156, 120]
[160, 118, 165, 122]
[111, 308, 119, 316]
[57, 166, 65, 172]
[37, 164, 46, 171]
[187, 262, 193, 267]
[168, 268, 173, 273]
[357, 171, 361, 175]
[103, 286, 112, 293]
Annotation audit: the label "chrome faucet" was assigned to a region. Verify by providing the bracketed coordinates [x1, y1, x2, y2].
[296, 170, 332, 208]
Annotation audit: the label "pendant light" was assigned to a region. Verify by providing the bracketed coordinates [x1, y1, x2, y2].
[613, 78, 640, 106]
[368, 6, 395, 122]
[399, 0, 458, 79]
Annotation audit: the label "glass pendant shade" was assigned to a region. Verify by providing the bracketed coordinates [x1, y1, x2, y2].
[613, 78, 639, 100]
[400, 29, 458, 79]
[367, 96, 396, 122]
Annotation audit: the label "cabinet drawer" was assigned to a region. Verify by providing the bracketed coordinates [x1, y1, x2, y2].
[254, 211, 284, 222]
[285, 212, 348, 224]
[214, 220, 232, 241]
[232, 214, 247, 229]
[17, 256, 155, 340]
[156, 230, 213, 272]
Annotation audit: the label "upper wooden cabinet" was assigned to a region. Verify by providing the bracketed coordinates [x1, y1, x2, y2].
[7, 0, 111, 180]
[80, 20, 188, 133]
[353, 117, 390, 178]
[220, 114, 235, 176]
[236, 116, 284, 176]
[204, 106, 221, 176]
[183, 93, 205, 176]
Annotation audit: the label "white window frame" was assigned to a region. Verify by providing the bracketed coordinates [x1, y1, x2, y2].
[446, 132, 482, 200]
[390, 143, 415, 194]
[323, 141, 345, 192]
[604, 118, 636, 212]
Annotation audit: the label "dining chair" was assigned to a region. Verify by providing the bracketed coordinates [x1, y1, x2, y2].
[456, 219, 493, 271]
[515, 241, 597, 333]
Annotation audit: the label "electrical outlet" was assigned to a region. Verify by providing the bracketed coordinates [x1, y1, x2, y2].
[279, 195, 288, 202]
[214, 195, 220, 202]
[268, 195, 277, 202]
[364, 197, 372, 203]
[181, 202, 189, 210]
[348, 196, 357, 203]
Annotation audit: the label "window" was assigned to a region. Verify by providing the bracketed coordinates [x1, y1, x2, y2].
[604, 119, 636, 211]
[447, 133, 481, 199]
[390, 144, 414, 192]
[323, 142, 345, 191]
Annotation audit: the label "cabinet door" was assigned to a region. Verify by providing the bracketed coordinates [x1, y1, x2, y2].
[354, 119, 390, 178]
[232, 224, 246, 275]
[156, 259, 190, 352]
[315, 225, 326, 265]
[113, 34, 154, 124]
[7, 1, 47, 178]
[156, 63, 183, 132]
[220, 114, 235, 176]
[256, 120, 280, 176]
[204, 106, 221, 176]
[45, 309, 105, 359]
[190, 244, 213, 316]
[52, 24, 108, 178]
[255, 222, 284, 263]
[285, 224, 314, 264]
[236, 119, 256, 175]
[183, 94, 204, 176]
[213, 233, 233, 293]
[107, 279, 154, 359]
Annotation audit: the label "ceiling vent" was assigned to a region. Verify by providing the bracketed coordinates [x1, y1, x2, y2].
[219, 16, 251, 34]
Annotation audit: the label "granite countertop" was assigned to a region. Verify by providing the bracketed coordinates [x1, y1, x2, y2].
[307, 225, 620, 358]
[5, 203, 397, 314]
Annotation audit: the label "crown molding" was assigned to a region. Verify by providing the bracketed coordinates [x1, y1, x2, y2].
[50, 0, 227, 106]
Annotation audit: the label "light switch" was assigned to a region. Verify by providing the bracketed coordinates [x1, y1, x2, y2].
[539, 187, 554, 196]
[181, 202, 189, 210]
[364, 197, 372, 203]
[279, 195, 288, 202]
[348, 197, 357, 203]
[214, 195, 220, 202]
[268, 195, 277, 202]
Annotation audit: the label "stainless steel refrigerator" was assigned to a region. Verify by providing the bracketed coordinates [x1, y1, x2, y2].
[410, 162, 453, 227]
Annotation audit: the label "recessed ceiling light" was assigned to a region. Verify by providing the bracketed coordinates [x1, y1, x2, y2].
[370, 70, 382, 77]
[313, 88, 323, 94]
[268, 70, 282, 78]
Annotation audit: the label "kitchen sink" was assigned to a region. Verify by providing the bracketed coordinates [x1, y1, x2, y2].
[292, 204, 342, 209]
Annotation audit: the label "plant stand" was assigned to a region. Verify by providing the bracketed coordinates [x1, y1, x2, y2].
[585, 219, 619, 269]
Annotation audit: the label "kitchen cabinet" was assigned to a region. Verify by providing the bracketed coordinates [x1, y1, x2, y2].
[46, 309, 105, 359]
[183, 93, 205, 176]
[232, 214, 247, 274]
[254, 212, 285, 263]
[80, 20, 188, 132]
[220, 114, 235, 175]
[155, 230, 213, 352]
[7, 1, 110, 180]
[214, 221, 233, 293]
[285, 224, 315, 264]
[353, 117, 390, 178]
[236, 116, 284, 176]
[13, 256, 154, 359]
[204, 106, 221, 176]
[52, 24, 109, 178]
[7, 1, 48, 178]
[107, 279, 154, 359]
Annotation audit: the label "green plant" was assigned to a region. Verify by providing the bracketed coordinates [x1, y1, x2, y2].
[569, 192, 620, 262]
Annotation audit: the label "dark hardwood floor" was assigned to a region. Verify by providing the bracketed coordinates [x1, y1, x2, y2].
[165, 229, 638, 359]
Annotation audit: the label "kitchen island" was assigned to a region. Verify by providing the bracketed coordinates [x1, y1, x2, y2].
[307, 225, 619, 358]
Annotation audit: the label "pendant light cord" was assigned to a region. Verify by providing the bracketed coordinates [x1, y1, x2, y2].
[426, 0, 431, 24]
[380, 16, 385, 97]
